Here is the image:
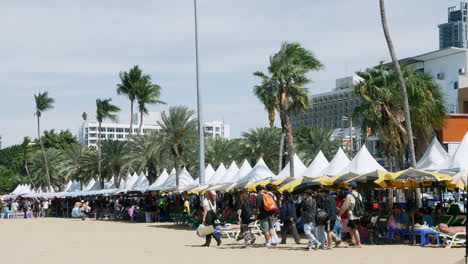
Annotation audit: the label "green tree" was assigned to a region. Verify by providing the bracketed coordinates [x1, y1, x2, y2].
[354, 63, 446, 170]
[117, 65, 144, 137]
[101, 140, 128, 187]
[95, 98, 120, 189]
[34, 129, 78, 150]
[135, 77, 165, 134]
[29, 148, 66, 191]
[62, 144, 94, 190]
[158, 106, 197, 187]
[20, 137, 34, 189]
[254, 42, 323, 177]
[240, 127, 281, 172]
[205, 137, 235, 169]
[0, 166, 23, 194]
[0, 145, 24, 175]
[34, 91, 55, 191]
[294, 126, 341, 164]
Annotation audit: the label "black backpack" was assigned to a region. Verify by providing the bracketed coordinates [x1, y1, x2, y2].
[350, 193, 364, 217]
[316, 209, 329, 224]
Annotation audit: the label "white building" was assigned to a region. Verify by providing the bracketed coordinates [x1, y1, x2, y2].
[78, 112, 230, 147]
[402, 47, 468, 114]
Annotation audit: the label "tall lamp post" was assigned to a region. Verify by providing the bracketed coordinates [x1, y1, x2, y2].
[193, 0, 205, 185]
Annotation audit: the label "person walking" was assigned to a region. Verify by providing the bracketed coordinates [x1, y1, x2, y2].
[42, 199, 49, 217]
[201, 191, 222, 247]
[338, 182, 362, 248]
[301, 190, 320, 250]
[321, 188, 342, 249]
[255, 185, 277, 247]
[279, 190, 300, 244]
[235, 191, 255, 247]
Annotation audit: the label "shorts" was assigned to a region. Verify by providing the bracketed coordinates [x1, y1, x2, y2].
[347, 219, 360, 230]
[259, 215, 274, 234]
[326, 220, 336, 232]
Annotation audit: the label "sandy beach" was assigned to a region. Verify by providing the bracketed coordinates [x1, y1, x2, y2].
[0, 218, 464, 264]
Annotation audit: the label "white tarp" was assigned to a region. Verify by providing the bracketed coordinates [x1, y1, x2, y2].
[124, 173, 139, 189]
[231, 160, 252, 183]
[302, 151, 330, 178]
[159, 168, 196, 188]
[239, 158, 275, 183]
[149, 169, 170, 189]
[338, 145, 387, 174]
[204, 164, 216, 184]
[220, 161, 239, 183]
[448, 132, 468, 171]
[132, 173, 150, 190]
[65, 180, 81, 192]
[416, 136, 450, 170]
[210, 163, 227, 184]
[83, 179, 96, 191]
[321, 148, 350, 176]
[274, 154, 307, 179]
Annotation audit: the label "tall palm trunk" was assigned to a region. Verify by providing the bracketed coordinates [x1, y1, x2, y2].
[278, 133, 285, 173]
[37, 116, 52, 192]
[24, 160, 35, 190]
[379, 0, 420, 207]
[174, 158, 180, 187]
[129, 99, 134, 136]
[139, 110, 144, 135]
[98, 122, 103, 190]
[279, 88, 295, 178]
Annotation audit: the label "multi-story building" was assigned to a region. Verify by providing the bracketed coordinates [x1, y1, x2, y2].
[439, 2, 468, 49]
[78, 112, 230, 147]
[291, 75, 362, 129]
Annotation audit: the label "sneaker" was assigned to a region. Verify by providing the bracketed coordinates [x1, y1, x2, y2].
[251, 237, 256, 244]
[313, 242, 320, 250]
[335, 240, 342, 247]
[264, 242, 271, 248]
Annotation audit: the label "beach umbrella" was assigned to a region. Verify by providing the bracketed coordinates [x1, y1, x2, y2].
[314, 175, 336, 186]
[209, 183, 234, 192]
[347, 170, 389, 188]
[328, 172, 360, 187]
[386, 168, 453, 188]
[278, 176, 320, 193]
[226, 181, 253, 192]
[246, 178, 274, 192]
[451, 170, 468, 188]
[272, 177, 296, 187]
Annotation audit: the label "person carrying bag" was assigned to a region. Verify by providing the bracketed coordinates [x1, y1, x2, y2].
[201, 191, 222, 247]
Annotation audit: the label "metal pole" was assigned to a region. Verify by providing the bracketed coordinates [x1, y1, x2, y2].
[348, 94, 353, 156]
[194, 0, 205, 185]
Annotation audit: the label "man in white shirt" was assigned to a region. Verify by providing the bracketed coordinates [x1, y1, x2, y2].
[338, 182, 362, 248]
[42, 200, 49, 218]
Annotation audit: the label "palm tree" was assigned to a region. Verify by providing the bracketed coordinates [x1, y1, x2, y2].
[62, 144, 94, 190]
[294, 126, 341, 163]
[379, 0, 416, 167]
[34, 91, 55, 191]
[101, 140, 128, 187]
[254, 42, 323, 178]
[158, 106, 197, 187]
[29, 148, 66, 191]
[135, 78, 165, 134]
[117, 65, 145, 137]
[205, 137, 235, 168]
[20, 137, 35, 189]
[126, 132, 171, 184]
[95, 98, 120, 189]
[240, 127, 281, 172]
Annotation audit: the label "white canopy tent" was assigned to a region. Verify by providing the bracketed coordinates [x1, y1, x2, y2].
[321, 148, 350, 176]
[416, 136, 450, 171]
[302, 151, 330, 178]
[210, 163, 227, 184]
[204, 164, 216, 184]
[132, 173, 150, 190]
[159, 168, 196, 189]
[83, 179, 96, 191]
[149, 169, 171, 189]
[447, 132, 468, 171]
[274, 154, 307, 179]
[220, 161, 239, 184]
[239, 158, 275, 182]
[231, 160, 252, 183]
[338, 145, 387, 174]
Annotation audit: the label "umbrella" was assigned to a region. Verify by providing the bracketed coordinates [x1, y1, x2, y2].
[386, 168, 453, 188]
[186, 184, 212, 195]
[226, 181, 252, 192]
[451, 170, 468, 188]
[314, 175, 336, 186]
[347, 170, 390, 188]
[246, 178, 274, 192]
[328, 172, 360, 187]
[278, 176, 320, 193]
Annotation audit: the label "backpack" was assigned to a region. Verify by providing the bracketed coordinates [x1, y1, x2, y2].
[241, 203, 254, 223]
[316, 209, 329, 224]
[263, 193, 277, 211]
[350, 193, 364, 217]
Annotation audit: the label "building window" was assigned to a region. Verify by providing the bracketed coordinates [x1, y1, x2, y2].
[134, 129, 138, 133]
[89, 133, 97, 138]
[90, 140, 96, 144]
[100, 127, 106, 132]
[454, 81, 459, 90]
[100, 134, 106, 139]
[89, 127, 96, 132]
[124, 128, 129, 133]
[117, 134, 123, 139]
[107, 127, 115, 132]
[108, 134, 115, 139]
[116, 128, 124, 133]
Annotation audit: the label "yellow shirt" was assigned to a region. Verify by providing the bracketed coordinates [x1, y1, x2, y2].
[183, 200, 190, 213]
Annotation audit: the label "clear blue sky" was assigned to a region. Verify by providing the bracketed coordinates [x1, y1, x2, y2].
[0, 0, 461, 147]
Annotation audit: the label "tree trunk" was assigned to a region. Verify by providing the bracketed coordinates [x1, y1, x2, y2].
[278, 133, 284, 174]
[279, 109, 295, 178]
[98, 122, 103, 190]
[379, 0, 420, 207]
[129, 99, 134, 137]
[37, 115, 52, 192]
[139, 110, 144, 135]
[114, 171, 120, 188]
[268, 107, 275, 128]
[24, 162, 35, 190]
[174, 158, 180, 187]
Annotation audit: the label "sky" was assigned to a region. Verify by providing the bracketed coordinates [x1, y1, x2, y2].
[0, 0, 462, 147]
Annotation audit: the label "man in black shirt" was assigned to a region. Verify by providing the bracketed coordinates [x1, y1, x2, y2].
[321, 189, 342, 249]
[301, 189, 320, 250]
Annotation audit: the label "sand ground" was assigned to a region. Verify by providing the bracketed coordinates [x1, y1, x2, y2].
[0, 218, 464, 264]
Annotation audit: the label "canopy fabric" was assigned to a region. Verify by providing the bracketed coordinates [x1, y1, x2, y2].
[338, 145, 387, 175]
[231, 160, 253, 183]
[329, 172, 360, 186]
[246, 179, 274, 192]
[220, 161, 239, 184]
[383, 168, 453, 188]
[451, 170, 468, 188]
[347, 170, 388, 188]
[302, 151, 329, 178]
[132, 173, 149, 190]
[66, 181, 82, 192]
[448, 132, 468, 171]
[274, 154, 307, 179]
[210, 163, 227, 184]
[159, 168, 196, 190]
[239, 158, 275, 183]
[226, 181, 252, 192]
[321, 148, 350, 176]
[416, 136, 450, 171]
[149, 169, 170, 189]
[204, 164, 216, 184]
[83, 179, 96, 191]
[124, 173, 139, 189]
[278, 176, 320, 193]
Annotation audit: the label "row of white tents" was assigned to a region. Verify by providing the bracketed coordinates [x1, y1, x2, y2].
[8, 133, 468, 198]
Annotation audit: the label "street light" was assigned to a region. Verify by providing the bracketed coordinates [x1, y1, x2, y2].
[193, 0, 205, 185]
